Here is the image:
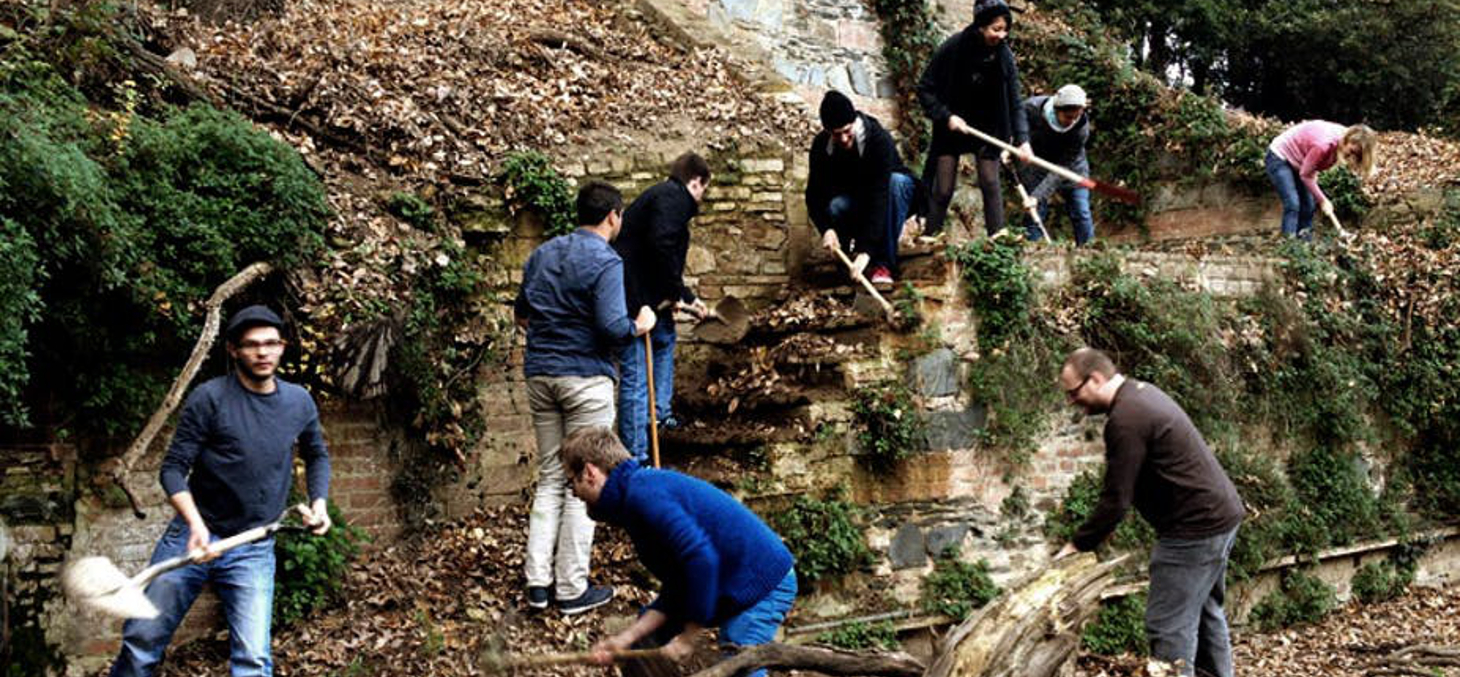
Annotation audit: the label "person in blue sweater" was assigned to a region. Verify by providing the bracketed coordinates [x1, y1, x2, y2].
[110, 305, 332, 677]
[559, 427, 796, 677]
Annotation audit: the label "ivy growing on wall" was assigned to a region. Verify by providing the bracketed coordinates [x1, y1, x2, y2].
[868, 0, 940, 156]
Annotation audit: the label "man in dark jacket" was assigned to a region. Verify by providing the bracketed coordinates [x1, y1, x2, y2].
[515, 180, 656, 615]
[805, 90, 918, 285]
[561, 427, 796, 677]
[1017, 84, 1095, 245]
[1055, 348, 1245, 677]
[613, 153, 710, 461]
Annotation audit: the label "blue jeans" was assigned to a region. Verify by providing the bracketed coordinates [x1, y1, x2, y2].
[617, 320, 677, 462]
[826, 172, 916, 271]
[1265, 150, 1315, 240]
[1025, 185, 1094, 245]
[646, 567, 798, 677]
[719, 568, 797, 677]
[110, 517, 276, 677]
[1146, 526, 1239, 677]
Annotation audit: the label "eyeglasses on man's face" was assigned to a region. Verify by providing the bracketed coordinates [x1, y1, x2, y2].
[237, 339, 287, 353]
[1065, 374, 1091, 399]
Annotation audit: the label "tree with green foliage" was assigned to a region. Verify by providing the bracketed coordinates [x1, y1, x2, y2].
[0, 45, 328, 436]
[1044, 0, 1460, 133]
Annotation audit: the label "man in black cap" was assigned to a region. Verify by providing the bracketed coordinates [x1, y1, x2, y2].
[110, 305, 332, 677]
[804, 90, 919, 285]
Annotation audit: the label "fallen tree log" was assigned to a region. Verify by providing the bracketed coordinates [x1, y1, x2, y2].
[924, 552, 1130, 677]
[685, 643, 925, 677]
[1366, 643, 1460, 676]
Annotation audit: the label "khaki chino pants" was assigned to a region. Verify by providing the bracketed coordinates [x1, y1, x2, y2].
[523, 374, 615, 600]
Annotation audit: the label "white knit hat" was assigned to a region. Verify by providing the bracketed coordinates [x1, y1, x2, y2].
[1053, 84, 1088, 109]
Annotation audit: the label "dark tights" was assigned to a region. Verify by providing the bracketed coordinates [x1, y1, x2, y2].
[923, 153, 1004, 236]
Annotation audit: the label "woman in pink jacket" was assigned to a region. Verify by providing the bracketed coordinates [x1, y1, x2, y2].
[1265, 121, 1377, 239]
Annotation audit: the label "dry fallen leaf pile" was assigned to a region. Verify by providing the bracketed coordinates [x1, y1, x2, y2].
[1075, 586, 1460, 677]
[153, 0, 813, 181]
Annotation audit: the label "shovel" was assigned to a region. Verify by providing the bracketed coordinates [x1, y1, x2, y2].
[1002, 150, 1051, 244]
[955, 124, 1140, 204]
[1325, 208, 1353, 241]
[830, 241, 896, 321]
[691, 295, 749, 345]
[62, 510, 309, 619]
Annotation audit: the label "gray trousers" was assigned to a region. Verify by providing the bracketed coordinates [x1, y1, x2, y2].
[1146, 525, 1240, 677]
[523, 375, 615, 600]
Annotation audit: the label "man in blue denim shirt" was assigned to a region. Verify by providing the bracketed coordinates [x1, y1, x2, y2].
[110, 305, 332, 677]
[515, 180, 656, 615]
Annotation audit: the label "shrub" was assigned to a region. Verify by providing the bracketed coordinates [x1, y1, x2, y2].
[1287, 446, 1383, 549]
[1248, 570, 1335, 631]
[948, 238, 1035, 351]
[0, 47, 328, 435]
[816, 620, 900, 651]
[1081, 593, 1147, 656]
[499, 150, 575, 237]
[851, 379, 924, 471]
[1351, 561, 1409, 604]
[273, 501, 368, 626]
[919, 550, 999, 620]
[769, 492, 873, 586]
[1043, 470, 1156, 553]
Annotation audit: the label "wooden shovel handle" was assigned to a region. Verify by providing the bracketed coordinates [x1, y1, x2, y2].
[830, 243, 896, 320]
[500, 647, 664, 668]
[1001, 151, 1051, 243]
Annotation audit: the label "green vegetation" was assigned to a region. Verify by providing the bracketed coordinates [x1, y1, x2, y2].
[950, 238, 1069, 463]
[1351, 560, 1411, 605]
[1249, 570, 1335, 631]
[1081, 593, 1147, 656]
[1043, 469, 1156, 553]
[1039, 0, 1460, 133]
[919, 549, 999, 620]
[769, 491, 873, 586]
[816, 620, 901, 651]
[868, 0, 940, 155]
[851, 379, 924, 471]
[0, 31, 328, 435]
[499, 150, 575, 237]
[273, 501, 368, 626]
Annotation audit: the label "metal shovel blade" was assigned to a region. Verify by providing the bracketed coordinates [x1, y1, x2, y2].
[62, 556, 161, 619]
[693, 295, 750, 345]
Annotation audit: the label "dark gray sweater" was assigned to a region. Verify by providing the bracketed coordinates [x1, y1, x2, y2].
[160, 374, 331, 537]
[1073, 380, 1245, 551]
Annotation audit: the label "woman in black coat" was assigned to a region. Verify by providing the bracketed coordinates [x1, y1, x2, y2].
[917, 0, 1031, 238]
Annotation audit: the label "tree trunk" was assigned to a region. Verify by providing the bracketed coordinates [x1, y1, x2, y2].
[923, 553, 1130, 677]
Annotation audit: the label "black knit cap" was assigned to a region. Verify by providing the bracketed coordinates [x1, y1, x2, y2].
[226, 304, 286, 342]
[973, 0, 1012, 29]
[818, 90, 857, 130]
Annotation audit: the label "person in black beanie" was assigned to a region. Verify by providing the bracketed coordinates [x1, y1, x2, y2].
[917, 0, 1031, 239]
[804, 90, 920, 285]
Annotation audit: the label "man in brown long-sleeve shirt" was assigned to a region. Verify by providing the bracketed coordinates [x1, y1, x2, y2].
[1054, 347, 1244, 677]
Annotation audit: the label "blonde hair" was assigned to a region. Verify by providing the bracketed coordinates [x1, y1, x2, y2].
[560, 426, 631, 478]
[1341, 124, 1378, 180]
